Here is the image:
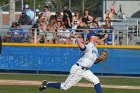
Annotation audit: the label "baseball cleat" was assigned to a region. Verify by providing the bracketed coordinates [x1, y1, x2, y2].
[39, 80, 48, 91]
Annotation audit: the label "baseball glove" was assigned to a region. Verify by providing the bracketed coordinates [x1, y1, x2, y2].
[94, 50, 108, 64]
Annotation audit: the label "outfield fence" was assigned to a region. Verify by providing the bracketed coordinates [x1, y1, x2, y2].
[0, 44, 140, 75]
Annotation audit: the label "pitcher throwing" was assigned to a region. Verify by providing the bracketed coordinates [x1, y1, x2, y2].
[39, 32, 107, 93]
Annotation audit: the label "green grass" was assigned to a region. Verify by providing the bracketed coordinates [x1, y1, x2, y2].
[100, 76, 140, 86]
[0, 86, 140, 93]
[0, 86, 38, 93]
[0, 73, 140, 93]
[0, 73, 140, 86]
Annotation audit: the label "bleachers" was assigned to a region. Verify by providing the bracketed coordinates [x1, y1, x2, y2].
[0, 18, 140, 45]
[111, 18, 139, 33]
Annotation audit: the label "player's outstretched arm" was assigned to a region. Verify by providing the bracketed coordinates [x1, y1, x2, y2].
[72, 33, 85, 50]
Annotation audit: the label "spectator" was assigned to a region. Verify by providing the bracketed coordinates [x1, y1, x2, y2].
[55, 21, 63, 43]
[76, 19, 89, 44]
[102, 17, 114, 45]
[54, 11, 62, 22]
[28, 23, 41, 43]
[57, 24, 70, 44]
[62, 9, 72, 28]
[18, 11, 32, 25]
[88, 21, 105, 45]
[103, 10, 110, 21]
[38, 20, 47, 33]
[103, 9, 117, 21]
[56, 21, 63, 29]
[36, 12, 46, 24]
[109, 8, 117, 20]
[82, 9, 93, 25]
[103, 17, 113, 34]
[92, 16, 101, 27]
[43, 6, 51, 25]
[3, 22, 17, 42]
[45, 22, 56, 44]
[33, 9, 40, 24]
[49, 15, 56, 23]
[24, 4, 35, 22]
[89, 21, 102, 35]
[38, 20, 47, 43]
[8, 22, 25, 43]
[72, 10, 82, 30]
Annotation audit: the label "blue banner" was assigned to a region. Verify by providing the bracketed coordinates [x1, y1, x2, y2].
[0, 46, 140, 75]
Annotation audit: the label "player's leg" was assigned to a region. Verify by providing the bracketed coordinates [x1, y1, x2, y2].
[83, 70, 102, 93]
[39, 64, 83, 91]
[60, 70, 83, 90]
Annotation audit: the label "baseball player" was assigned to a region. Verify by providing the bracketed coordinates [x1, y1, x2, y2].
[39, 32, 103, 93]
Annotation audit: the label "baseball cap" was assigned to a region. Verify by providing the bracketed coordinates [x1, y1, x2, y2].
[25, 4, 29, 9]
[35, 9, 40, 12]
[87, 32, 100, 39]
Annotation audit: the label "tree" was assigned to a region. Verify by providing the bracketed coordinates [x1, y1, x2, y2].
[0, 0, 102, 16]
[0, 0, 9, 6]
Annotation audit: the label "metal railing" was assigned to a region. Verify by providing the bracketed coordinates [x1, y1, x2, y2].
[0, 27, 140, 46]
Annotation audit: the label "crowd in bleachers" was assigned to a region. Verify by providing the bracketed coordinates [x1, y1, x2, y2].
[4, 4, 116, 45]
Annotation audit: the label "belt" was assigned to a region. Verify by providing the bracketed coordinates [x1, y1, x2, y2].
[76, 63, 88, 71]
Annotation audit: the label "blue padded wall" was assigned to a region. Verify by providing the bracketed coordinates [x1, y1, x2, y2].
[0, 46, 140, 75]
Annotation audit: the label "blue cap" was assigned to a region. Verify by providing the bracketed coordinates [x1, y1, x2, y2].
[87, 32, 100, 39]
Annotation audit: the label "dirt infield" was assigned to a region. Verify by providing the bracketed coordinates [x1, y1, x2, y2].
[0, 80, 140, 90]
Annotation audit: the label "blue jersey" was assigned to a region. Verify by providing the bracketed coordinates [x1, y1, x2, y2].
[104, 34, 112, 45]
[10, 28, 25, 36]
